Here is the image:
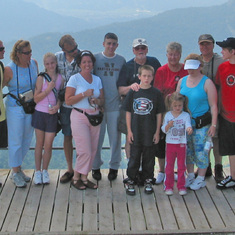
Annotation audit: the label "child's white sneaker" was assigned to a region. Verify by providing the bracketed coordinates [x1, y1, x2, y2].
[34, 171, 42, 185]
[165, 189, 173, 196]
[42, 170, 50, 184]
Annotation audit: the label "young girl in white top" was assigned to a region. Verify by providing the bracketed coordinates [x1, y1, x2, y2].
[161, 92, 193, 196]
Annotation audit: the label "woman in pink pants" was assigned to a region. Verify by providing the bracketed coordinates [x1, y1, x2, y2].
[65, 50, 104, 190]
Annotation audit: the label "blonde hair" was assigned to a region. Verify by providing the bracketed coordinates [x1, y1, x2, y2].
[165, 92, 190, 114]
[10, 40, 31, 64]
[43, 52, 58, 73]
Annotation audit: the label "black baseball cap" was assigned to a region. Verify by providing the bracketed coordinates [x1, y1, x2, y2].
[216, 37, 235, 49]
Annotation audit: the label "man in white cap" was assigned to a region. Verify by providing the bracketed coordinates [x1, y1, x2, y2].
[117, 38, 161, 184]
[198, 34, 224, 182]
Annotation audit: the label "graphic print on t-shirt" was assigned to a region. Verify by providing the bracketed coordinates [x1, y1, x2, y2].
[133, 97, 153, 115]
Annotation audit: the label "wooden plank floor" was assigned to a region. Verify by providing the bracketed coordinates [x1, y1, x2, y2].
[0, 168, 235, 235]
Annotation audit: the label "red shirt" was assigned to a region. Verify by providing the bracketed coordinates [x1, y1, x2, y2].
[216, 61, 235, 122]
[153, 63, 188, 98]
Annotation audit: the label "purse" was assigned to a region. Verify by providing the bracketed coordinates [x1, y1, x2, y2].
[74, 107, 103, 126]
[193, 111, 212, 129]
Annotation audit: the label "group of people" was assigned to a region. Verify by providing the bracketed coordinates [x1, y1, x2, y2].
[0, 33, 234, 197]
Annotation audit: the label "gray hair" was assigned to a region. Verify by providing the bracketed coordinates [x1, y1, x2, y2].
[166, 42, 182, 54]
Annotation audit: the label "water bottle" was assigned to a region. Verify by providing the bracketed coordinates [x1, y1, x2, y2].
[204, 136, 212, 153]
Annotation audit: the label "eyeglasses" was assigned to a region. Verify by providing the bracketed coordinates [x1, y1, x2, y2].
[0, 47, 5, 52]
[21, 50, 32, 55]
[134, 46, 147, 50]
[65, 45, 78, 54]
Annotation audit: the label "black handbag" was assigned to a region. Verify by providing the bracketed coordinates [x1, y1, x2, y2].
[74, 107, 103, 126]
[193, 111, 212, 129]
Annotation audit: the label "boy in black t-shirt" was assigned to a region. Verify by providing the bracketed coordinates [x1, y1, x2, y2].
[123, 65, 165, 195]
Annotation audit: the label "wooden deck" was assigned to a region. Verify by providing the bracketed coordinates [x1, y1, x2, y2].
[0, 168, 235, 235]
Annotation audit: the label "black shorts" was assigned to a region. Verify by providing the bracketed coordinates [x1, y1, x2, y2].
[218, 115, 235, 156]
[32, 110, 58, 133]
[155, 131, 166, 159]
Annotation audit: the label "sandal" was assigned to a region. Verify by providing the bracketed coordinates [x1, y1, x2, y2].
[71, 179, 86, 190]
[82, 179, 98, 189]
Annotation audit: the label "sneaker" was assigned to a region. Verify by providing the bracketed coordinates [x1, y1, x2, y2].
[165, 189, 173, 196]
[92, 169, 102, 181]
[42, 170, 50, 184]
[34, 171, 42, 185]
[108, 168, 118, 181]
[216, 176, 235, 189]
[60, 171, 74, 183]
[185, 176, 195, 187]
[125, 179, 136, 196]
[189, 177, 206, 190]
[144, 179, 153, 194]
[12, 172, 27, 188]
[214, 164, 224, 183]
[155, 172, 165, 185]
[19, 169, 31, 182]
[179, 189, 187, 196]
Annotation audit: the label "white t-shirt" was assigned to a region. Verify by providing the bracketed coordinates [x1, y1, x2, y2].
[66, 73, 102, 109]
[161, 111, 192, 144]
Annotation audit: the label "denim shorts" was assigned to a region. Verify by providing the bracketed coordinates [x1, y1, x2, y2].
[60, 106, 72, 136]
[32, 110, 57, 133]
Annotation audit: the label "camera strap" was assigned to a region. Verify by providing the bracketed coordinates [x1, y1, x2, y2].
[38, 72, 58, 101]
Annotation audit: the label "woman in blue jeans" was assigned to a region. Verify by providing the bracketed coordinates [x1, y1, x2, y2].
[4, 40, 38, 188]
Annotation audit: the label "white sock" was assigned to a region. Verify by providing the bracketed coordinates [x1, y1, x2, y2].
[188, 173, 195, 179]
[197, 175, 205, 181]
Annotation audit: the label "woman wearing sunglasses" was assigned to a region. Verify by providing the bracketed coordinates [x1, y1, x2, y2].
[3, 40, 38, 188]
[65, 50, 104, 190]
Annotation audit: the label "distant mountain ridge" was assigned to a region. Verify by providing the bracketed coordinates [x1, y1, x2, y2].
[2, 0, 235, 70]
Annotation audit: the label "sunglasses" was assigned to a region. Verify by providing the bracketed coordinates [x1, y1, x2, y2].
[65, 45, 78, 54]
[0, 47, 5, 52]
[21, 50, 32, 55]
[134, 46, 147, 50]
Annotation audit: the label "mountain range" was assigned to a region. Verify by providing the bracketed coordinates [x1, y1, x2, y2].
[2, 0, 235, 70]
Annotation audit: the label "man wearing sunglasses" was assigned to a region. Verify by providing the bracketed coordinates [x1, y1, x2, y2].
[0, 40, 7, 187]
[55, 35, 80, 184]
[117, 38, 161, 184]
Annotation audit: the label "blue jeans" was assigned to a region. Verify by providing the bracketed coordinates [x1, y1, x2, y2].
[6, 106, 34, 168]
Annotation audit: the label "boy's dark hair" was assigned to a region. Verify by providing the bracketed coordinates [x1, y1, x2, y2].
[138, 65, 154, 76]
[104, 32, 118, 41]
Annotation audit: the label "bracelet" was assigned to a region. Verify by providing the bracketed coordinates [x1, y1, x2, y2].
[212, 124, 216, 128]
[82, 92, 85, 97]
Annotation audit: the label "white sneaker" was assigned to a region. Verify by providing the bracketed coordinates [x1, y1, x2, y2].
[34, 171, 42, 185]
[42, 170, 50, 184]
[189, 177, 206, 190]
[179, 189, 187, 196]
[155, 172, 165, 184]
[185, 176, 195, 187]
[12, 172, 27, 188]
[165, 189, 173, 196]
